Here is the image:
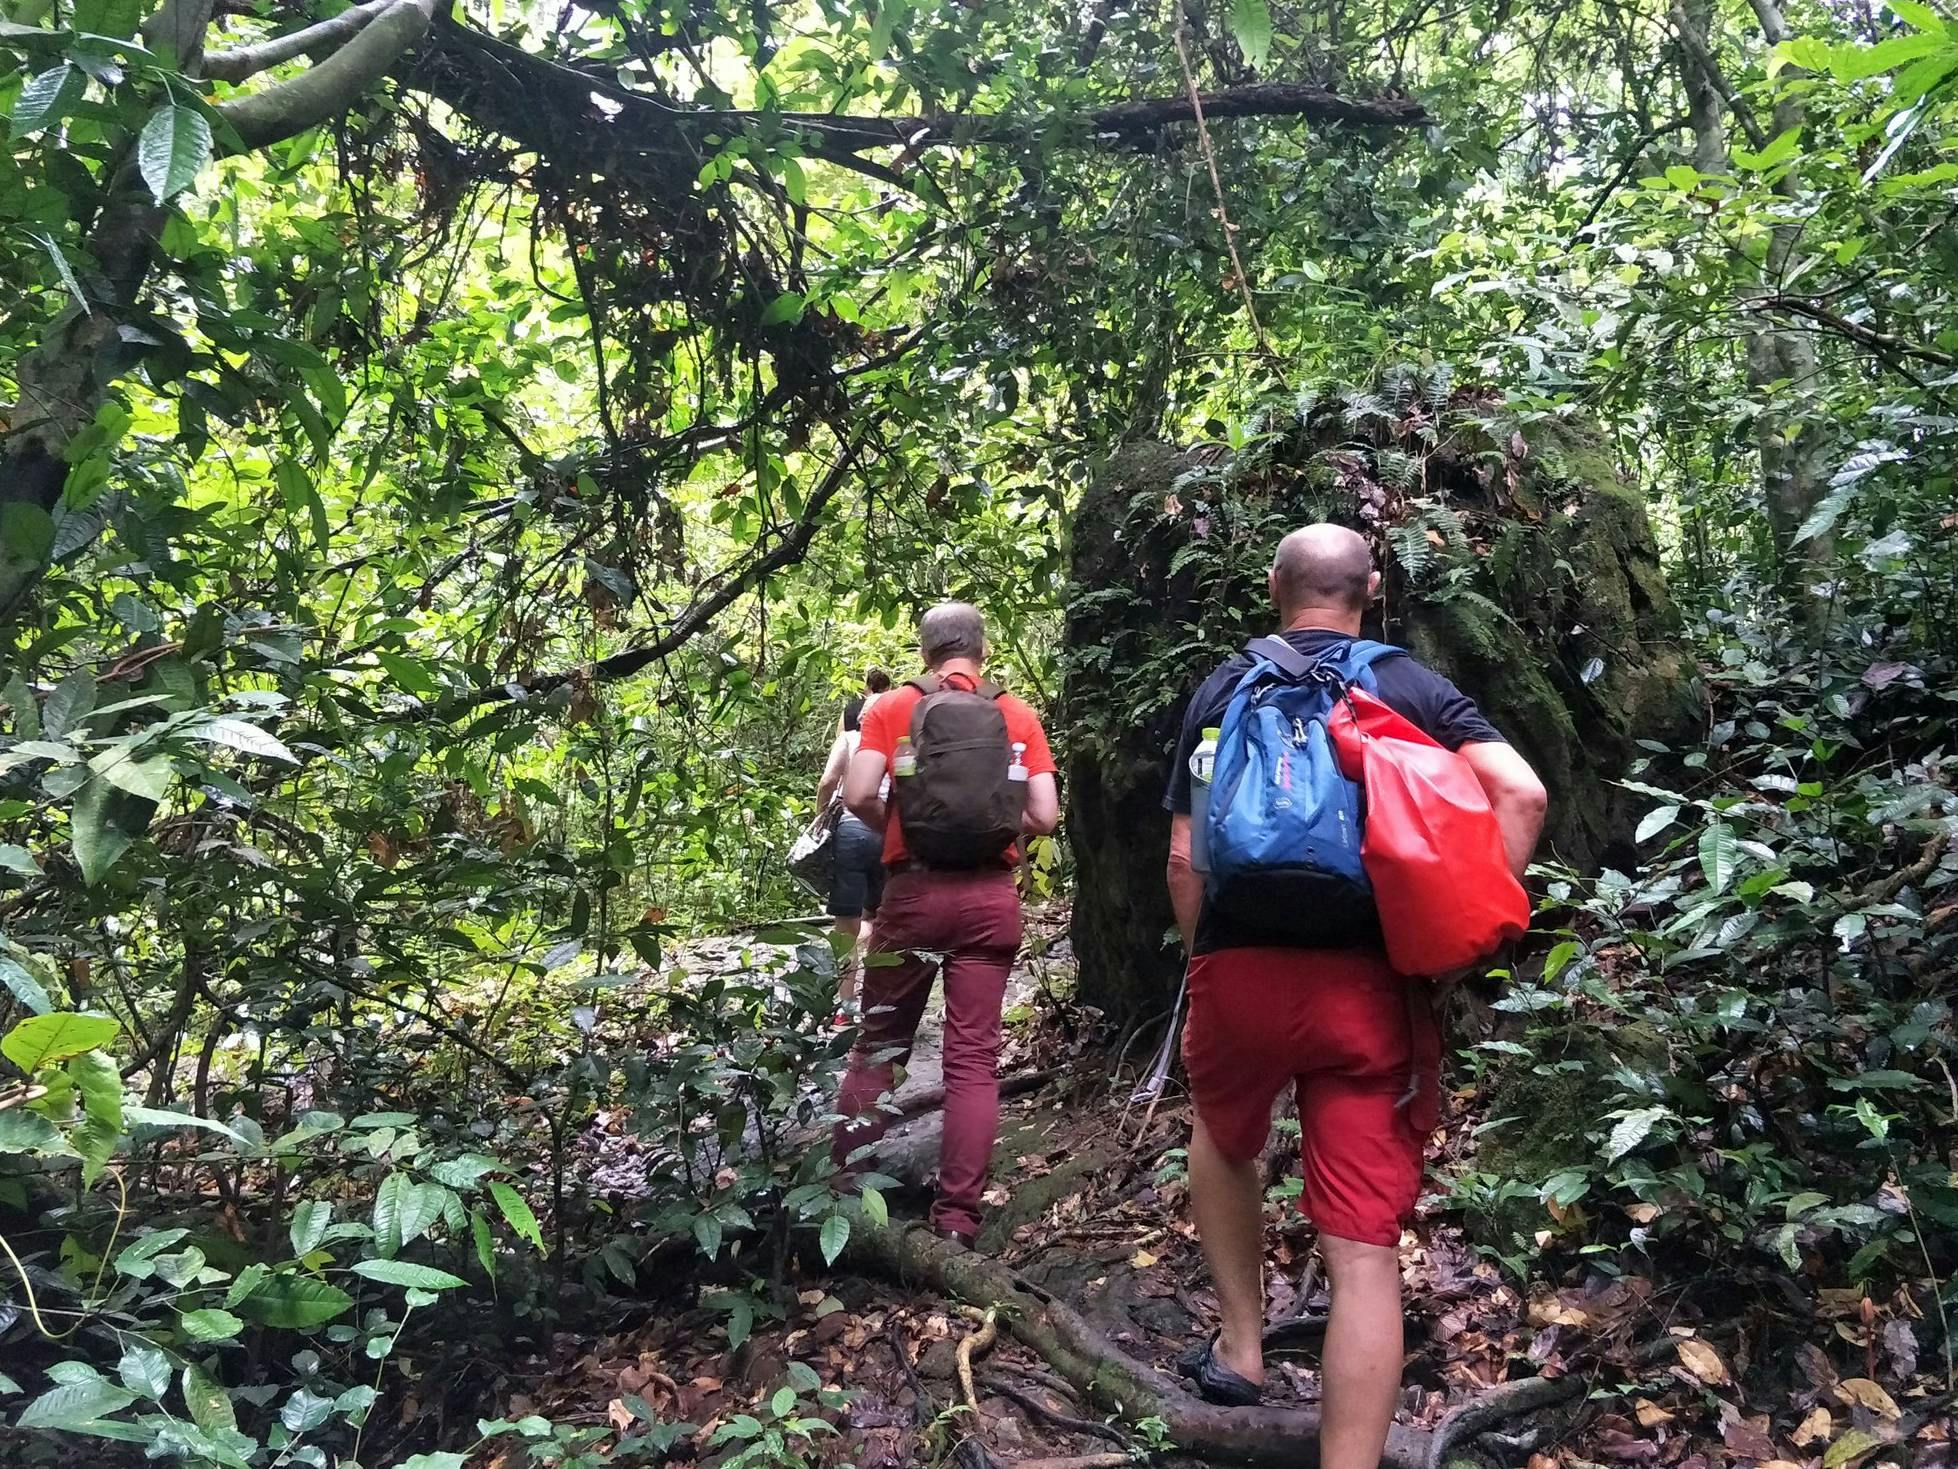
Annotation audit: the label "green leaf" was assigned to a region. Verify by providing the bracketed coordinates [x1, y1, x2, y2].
[0, 1110, 74, 1154]
[488, 1180, 544, 1252]
[72, 776, 150, 885]
[0, 954, 52, 1013]
[779, 154, 806, 206]
[290, 1199, 332, 1257]
[759, 290, 805, 326]
[1229, 0, 1272, 69]
[373, 1171, 407, 1255]
[859, 1185, 887, 1228]
[427, 1154, 499, 1188]
[10, 62, 82, 139]
[1824, 1427, 1890, 1468]
[118, 1344, 172, 1399]
[126, 1105, 249, 1147]
[0, 844, 42, 877]
[1731, 124, 1803, 171]
[91, 746, 174, 804]
[396, 1181, 443, 1248]
[115, 1229, 191, 1272]
[1635, 805, 1679, 843]
[771, 1385, 797, 1417]
[818, 1211, 850, 1265]
[280, 1387, 334, 1434]
[470, 1207, 496, 1280]
[234, 1274, 352, 1328]
[3, 1011, 118, 1073]
[4, 672, 42, 739]
[42, 668, 97, 740]
[225, 1262, 268, 1307]
[348, 1258, 469, 1290]
[1697, 821, 1738, 894]
[181, 1364, 235, 1434]
[179, 1307, 244, 1342]
[273, 459, 331, 551]
[16, 1378, 138, 1429]
[185, 716, 297, 764]
[396, 1455, 469, 1469]
[692, 1211, 723, 1259]
[137, 105, 212, 203]
[1603, 1105, 1672, 1163]
[68, 1046, 123, 1184]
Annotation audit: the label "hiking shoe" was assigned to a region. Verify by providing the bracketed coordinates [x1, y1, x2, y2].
[1174, 1333, 1263, 1407]
[931, 1224, 976, 1251]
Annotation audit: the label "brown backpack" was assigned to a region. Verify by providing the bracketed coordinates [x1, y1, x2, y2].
[894, 674, 1026, 869]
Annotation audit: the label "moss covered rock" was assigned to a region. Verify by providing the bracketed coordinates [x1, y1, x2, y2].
[1061, 375, 1699, 1022]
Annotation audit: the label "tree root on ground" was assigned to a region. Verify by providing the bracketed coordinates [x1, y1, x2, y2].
[845, 1217, 1433, 1468]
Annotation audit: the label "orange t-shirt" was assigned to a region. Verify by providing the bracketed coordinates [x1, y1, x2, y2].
[856, 670, 1057, 866]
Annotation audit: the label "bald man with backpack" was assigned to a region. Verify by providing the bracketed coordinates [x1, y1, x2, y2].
[1165, 525, 1547, 1469]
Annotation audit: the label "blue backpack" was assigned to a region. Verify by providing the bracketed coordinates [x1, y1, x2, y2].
[1203, 635, 1404, 946]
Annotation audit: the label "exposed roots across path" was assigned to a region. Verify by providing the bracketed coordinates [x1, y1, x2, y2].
[844, 1216, 1434, 1469]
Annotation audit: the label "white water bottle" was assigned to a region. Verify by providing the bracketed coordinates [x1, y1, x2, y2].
[1188, 726, 1220, 873]
[1007, 741, 1028, 783]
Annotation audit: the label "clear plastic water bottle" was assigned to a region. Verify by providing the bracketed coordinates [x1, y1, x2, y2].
[893, 735, 916, 778]
[1188, 726, 1220, 872]
[1007, 741, 1028, 783]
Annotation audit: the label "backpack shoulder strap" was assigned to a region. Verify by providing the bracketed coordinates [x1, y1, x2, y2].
[1245, 635, 1313, 681]
[1334, 639, 1407, 691]
[905, 674, 941, 696]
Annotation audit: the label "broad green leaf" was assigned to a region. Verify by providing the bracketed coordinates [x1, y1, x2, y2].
[759, 290, 805, 326]
[0, 1109, 74, 1154]
[290, 1199, 332, 1257]
[118, 1345, 172, 1399]
[349, 1258, 468, 1290]
[4, 672, 41, 738]
[115, 1229, 190, 1273]
[71, 776, 149, 885]
[1731, 125, 1803, 171]
[1832, 31, 1945, 81]
[17, 1378, 138, 1429]
[126, 1105, 250, 1147]
[225, 1261, 269, 1307]
[137, 105, 212, 202]
[3, 1011, 118, 1073]
[373, 1171, 407, 1255]
[859, 1185, 887, 1227]
[488, 1180, 544, 1252]
[1230, 0, 1272, 69]
[0, 954, 52, 1013]
[0, 844, 42, 877]
[818, 1211, 850, 1265]
[280, 1387, 334, 1434]
[92, 746, 175, 803]
[1824, 1428, 1890, 1468]
[10, 63, 82, 138]
[274, 460, 331, 551]
[771, 1385, 797, 1417]
[470, 1207, 496, 1280]
[179, 1307, 244, 1341]
[234, 1274, 352, 1328]
[186, 717, 297, 763]
[1603, 1105, 1671, 1163]
[42, 668, 97, 739]
[396, 1181, 443, 1248]
[153, 1246, 207, 1287]
[68, 1046, 124, 1184]
[181, 1364, 235, 1434]
[396, 1455, 469, 1469]
[692, 1211, 723, 1259]
[428, 1154, 499, 1188]
[1697, 821, 1738, 894]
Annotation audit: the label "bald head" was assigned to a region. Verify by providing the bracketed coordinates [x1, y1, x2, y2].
[1269, 524, 1378, 628]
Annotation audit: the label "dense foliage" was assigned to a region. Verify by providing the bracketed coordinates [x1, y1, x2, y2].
[2, 0, 1956, 1460]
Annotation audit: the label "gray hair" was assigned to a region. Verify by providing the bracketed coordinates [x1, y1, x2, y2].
[918, 601, 987, 668]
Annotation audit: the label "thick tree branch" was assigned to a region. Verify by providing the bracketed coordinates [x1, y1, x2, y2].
[1667, 2, 1769, 152]
[218, 0, 435, 149]
[416, 430, 870, 723]
[1750, 294, 1957, 368]
[199, 0, 399, 82]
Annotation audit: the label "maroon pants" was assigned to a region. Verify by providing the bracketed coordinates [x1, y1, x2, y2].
[830, 868, 1023, 1237]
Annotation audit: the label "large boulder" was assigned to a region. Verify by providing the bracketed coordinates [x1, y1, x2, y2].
[1061, 376, 1699, 1023]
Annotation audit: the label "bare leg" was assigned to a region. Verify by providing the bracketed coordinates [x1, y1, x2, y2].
[1317, 1232, 1404, 1469]
[1187, 1115, 1267, 1385]
[833, 914, 863, 1010]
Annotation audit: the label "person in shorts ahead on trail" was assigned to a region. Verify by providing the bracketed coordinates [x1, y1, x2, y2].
[1163, 524, 1547, 1468]
[830, 603, 1059, 1247]
[816, 668, 893, 1016]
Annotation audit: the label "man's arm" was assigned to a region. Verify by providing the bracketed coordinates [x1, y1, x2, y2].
[1166, 813, 1202, 953]
[1460, 741, 1549, 878]
[1022, 772, 1059, 836]
[841, 748, 890, 829]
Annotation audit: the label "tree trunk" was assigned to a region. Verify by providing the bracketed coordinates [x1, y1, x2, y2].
[1061, 382, 1700, 1024]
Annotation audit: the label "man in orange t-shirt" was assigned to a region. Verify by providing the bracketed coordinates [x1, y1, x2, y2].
[832, 602, 1059, 1245]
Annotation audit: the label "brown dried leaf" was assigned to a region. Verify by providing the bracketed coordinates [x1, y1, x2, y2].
[1794, 1408, 1835, 1447]
[1834, 1378, 1901, 1420]
[1676, 1337, 1731, 1386]
[1634, 1397, 1675, 1428]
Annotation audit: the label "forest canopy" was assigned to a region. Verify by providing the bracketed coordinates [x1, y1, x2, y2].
[2, 0, 1956, 1461]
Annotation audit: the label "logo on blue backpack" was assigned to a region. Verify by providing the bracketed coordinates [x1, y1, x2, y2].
[1203, 636, 1401, 946]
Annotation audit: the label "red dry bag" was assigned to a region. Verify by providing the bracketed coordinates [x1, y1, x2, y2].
[1328, 687, 1530, 978]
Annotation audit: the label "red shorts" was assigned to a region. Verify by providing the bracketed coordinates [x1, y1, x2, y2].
[1182, 946, 1440, 1247]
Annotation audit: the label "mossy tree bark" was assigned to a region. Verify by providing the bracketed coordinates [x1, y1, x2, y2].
[1061, 377, 1701, 1024]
